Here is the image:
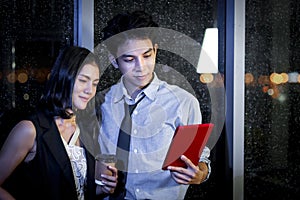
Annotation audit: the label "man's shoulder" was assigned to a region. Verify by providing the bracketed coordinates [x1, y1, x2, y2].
[96, 83, 122, 105]
[154, 71, 197, 100]
[160, 80, 197, 99]
[100, 83, 119, 96]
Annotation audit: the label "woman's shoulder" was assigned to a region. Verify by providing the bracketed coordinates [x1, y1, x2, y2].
[0, 119, 37, 165]
[11, 120, 36, 144]
[0, 108, 36, 147]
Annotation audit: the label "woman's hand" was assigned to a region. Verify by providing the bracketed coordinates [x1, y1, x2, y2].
[97, 165, 118, 194]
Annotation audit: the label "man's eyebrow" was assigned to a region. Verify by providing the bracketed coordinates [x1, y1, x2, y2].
[143, 48, 153, 54]
[121, 48, 153, 58]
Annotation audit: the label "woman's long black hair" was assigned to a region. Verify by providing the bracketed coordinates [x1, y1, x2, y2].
[38, 46, 100, 119]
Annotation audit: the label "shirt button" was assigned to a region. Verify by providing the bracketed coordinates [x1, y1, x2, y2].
[133, 110, 138, 115]
[134, 149, 138, 153]
[136, 188, 140, 192]
[133, 129, 137, 134]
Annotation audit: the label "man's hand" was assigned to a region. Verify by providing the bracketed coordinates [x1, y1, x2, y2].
[168, 155, 208, 185]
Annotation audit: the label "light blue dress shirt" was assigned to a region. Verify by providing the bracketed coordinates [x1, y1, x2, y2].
[99, 73, 211, 199]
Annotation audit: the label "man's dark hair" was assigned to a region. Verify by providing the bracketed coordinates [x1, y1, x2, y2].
[101, 10, 159, 56]
[102, 10, 158, 41]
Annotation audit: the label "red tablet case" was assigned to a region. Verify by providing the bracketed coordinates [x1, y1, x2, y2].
[162, 123, 214, 170]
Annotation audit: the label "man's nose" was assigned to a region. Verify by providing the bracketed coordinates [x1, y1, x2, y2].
[135, 57, 145, 70]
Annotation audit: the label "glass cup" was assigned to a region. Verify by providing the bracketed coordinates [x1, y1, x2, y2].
[95, 154, 117, 186]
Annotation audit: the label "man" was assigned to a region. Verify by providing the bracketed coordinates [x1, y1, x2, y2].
[97, 10, 211, 199]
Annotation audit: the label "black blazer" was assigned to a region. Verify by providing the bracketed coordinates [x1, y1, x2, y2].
[3, 110, 98, 200]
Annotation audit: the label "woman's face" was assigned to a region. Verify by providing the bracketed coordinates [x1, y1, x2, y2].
[72, 63, 99, 110]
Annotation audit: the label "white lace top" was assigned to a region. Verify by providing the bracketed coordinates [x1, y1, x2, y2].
[61, 126, 87, 200]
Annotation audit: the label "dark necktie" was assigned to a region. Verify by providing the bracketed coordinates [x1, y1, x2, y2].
[113, 95, 145, 198]
[116, 101, 133, 173]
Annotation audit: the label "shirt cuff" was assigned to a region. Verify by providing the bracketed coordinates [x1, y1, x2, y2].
[199, 146, 211, 182]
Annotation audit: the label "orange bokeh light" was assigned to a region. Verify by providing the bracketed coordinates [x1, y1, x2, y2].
[7, 72, 16, 83]
[17, 72, 28, 83]
[199, 73, 214, 83]
[245, 73, 254, 84]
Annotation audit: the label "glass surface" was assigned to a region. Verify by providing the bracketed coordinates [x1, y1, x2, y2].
[94, 1, 225, 199]
[245, 0, 300, 199]
[0, 0, 74, 144]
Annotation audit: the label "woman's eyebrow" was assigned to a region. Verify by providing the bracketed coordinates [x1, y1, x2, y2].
[78, 74, 99, 82]
[78, 74, 91, 80]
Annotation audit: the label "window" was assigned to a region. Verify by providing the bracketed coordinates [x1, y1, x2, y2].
[244, 0, 300, 199]
[0, 0, 74, 143]
[94, 1, 228, 199]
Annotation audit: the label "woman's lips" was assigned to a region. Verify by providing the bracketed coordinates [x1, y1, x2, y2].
[79, 96, 89, 102]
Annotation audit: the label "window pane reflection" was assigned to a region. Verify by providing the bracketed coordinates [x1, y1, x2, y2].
[94, 1, 223, 199]
[245, 0, 300, 199]
[0, 0, 73, 143]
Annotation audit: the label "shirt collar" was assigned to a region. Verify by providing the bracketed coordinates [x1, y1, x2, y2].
[113, 73, 162, 104]
[142, 73, 161, 101]
[112, 76, 128, 103]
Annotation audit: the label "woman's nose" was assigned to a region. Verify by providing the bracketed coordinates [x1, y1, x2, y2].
[84, 83, 92, 94]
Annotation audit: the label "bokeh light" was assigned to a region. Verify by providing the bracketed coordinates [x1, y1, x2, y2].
[245, 73, 254, 84]
[7, 72, 16, 83]
[270, 73, 283, 84]
[199, 73, 214, 83]
[17, 72, 28, 83]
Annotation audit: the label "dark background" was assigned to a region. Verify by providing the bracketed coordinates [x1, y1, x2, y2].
[1, 0, 299, 199]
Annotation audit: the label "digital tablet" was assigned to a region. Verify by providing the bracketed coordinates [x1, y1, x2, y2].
[162, 123, 214, 170]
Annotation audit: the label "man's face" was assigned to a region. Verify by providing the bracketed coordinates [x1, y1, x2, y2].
[115, 38, 157, 94]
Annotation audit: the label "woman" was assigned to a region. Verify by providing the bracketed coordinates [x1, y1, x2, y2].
[0, 46, 117, 199]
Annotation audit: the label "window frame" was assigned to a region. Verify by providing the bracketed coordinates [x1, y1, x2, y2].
[75, 0, 246, 199]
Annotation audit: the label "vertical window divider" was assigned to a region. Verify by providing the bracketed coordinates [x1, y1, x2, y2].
[74, 0, 94, 50]
[233, 0, 245, 199]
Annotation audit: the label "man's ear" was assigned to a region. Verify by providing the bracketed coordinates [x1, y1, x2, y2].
[108, 53, 119, 68]
[153, 43, 158, 55]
